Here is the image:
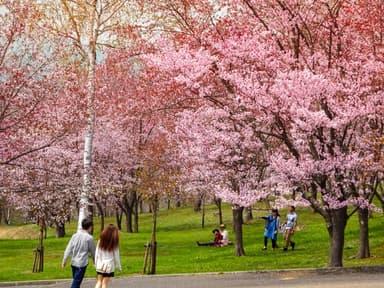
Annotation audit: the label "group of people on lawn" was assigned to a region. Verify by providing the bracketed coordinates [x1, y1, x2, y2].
[197, 206, 298, 251]
[62, 206, 297, 288]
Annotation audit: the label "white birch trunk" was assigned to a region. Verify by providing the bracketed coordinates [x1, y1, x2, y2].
[77, 0, 98, 231]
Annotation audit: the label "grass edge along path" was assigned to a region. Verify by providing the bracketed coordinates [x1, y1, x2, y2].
[1, 265, 384, 287]
[0, 205, 383, 282]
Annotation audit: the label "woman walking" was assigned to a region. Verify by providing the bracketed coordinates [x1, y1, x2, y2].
[95, 224, 122, 288]
[261, 208, 280, 250]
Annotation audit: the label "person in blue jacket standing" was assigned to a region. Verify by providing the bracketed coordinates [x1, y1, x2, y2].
[261, 208, 280, 250]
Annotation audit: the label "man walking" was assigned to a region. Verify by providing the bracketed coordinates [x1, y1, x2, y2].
[62, 218, 96, 288]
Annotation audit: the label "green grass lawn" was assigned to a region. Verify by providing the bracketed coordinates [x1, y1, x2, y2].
[0, 205, 383, 282]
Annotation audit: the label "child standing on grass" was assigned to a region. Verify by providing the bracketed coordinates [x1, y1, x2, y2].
[261, 208, 280, 250]
[94, 224, 121, 288]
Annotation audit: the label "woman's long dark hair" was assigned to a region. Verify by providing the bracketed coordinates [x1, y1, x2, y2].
[99, 224, 119, 252]
[272, 208, 280, 217]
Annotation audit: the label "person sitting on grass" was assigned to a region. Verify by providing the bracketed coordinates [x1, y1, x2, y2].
[197, 229, 223, 247]
[219, 224, 231, 246]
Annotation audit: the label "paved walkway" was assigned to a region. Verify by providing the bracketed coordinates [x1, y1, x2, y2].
[1, 267, 384, 288]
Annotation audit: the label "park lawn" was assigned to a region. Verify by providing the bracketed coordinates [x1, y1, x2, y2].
[0, 204, 383, 282]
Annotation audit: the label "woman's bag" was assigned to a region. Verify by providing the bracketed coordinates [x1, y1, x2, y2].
[96, 260, 113, 273]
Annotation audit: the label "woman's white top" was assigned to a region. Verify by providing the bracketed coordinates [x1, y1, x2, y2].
[95, 243, 122, 272]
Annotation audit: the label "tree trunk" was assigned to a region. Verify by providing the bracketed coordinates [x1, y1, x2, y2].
[78, 0, 97, 231]
[5, 207, 11, 224]
[87, 198, 94, 222]
[55, 221, 66, 238]
[116, 208, 123, 231]
[175, 196, 181, 208]
[215, 197, 223, 225]
[120, 190, 138, 233]
[245, 207, 253, 222]
[134, 197, 139, 233]
[358, 207, 370, 258]
[232, 206, 245, 256]
[139, 199, 144, 213]
[327, 207, 348, 267]
[149, 199, 158, 274]
[33, 218, 44, 272]
[44, 221, 48, 239]
[201, 199, 205, 228]
[95, 199, 105, 232]
[125, 210, 133, 233]
[194, 197, 202, 212]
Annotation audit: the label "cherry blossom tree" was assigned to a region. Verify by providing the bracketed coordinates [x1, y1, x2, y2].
[36, 0, 144, 231]
[175, 106, 276, 256]
[137, 0, 277, 256]
[229, 0, 384, 266]
[143, 0, 384, 266]
[0, 0, 86, 231]
[4, 134, 84, 271]
[87, 48, 154, 232]
[0, 0, 69, 166]
[136, 129, 179, 274]
[342, 0, 384, 259]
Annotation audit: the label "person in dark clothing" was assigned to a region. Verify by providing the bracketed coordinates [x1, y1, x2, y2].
[197, 229, 223, 247]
